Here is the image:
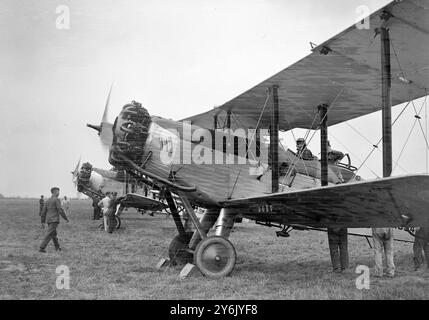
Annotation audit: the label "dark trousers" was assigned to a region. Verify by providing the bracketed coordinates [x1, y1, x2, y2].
[40, 222, 60, 249]
[93, 207, 101, 220]
[107, 209, 116, 233]
[328, 227, 349, 271]
[413, 228, 429, 269]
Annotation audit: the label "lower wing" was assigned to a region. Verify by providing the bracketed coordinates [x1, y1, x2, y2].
[118, 193, 168, 211]
[223, 175, 429, 228]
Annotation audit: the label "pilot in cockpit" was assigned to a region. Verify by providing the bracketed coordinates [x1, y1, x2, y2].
[327, 140, 345, 183]
[296, 138, 316, 160]
[327, 140, 344, 164]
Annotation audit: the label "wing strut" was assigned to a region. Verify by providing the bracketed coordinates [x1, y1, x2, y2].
[271, 85, 279, 193]
[380, 24, 392, 177]
[319, 104, 329, 186]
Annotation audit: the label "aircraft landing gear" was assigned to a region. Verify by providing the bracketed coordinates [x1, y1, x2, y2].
[194, 236, 236, 278]
[168, 232, 194, 265]
[114, 216, 121, 229]
[169, 194, 238, 278]
[97, 215, 121, 230]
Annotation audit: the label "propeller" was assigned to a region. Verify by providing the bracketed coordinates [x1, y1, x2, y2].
[87, 83, 114, 149]
[71, 158, 81, 187]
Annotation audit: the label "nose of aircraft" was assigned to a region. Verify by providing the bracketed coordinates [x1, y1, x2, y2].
[109, 100, 152, 167]
[75, 162, 93, 192]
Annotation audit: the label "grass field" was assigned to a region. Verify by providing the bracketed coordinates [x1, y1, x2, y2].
[0, 198, 428, 300]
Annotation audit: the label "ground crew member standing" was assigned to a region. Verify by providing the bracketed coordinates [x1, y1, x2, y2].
[39, 187, 69, 252]
[98, 192, 111, 232]
[413, 227, 429, 271]
[327, 227, 349, 273]
[39, 195, 45, 228]
[107, 192, 119, 233]
[92, 197, 102, 220]
[61, 196, 71, 216]
[372, 227, 395, 277]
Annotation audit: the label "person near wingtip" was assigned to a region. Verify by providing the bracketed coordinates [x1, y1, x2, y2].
[413, 227, 429, 271]
[372, 227, 395, 277]
[327, 227, 349, 273]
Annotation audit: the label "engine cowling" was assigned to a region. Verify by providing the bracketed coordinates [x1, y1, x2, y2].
[109, 101, 152, 167]
[76, 162, 93, 192]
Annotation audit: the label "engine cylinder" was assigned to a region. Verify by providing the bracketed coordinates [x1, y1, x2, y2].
[109, 101, 151, 167]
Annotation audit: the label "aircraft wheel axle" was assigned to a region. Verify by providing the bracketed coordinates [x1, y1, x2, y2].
[194, 236, 236, 278]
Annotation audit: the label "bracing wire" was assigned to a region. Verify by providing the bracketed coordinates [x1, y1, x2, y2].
[281, 88, 344, 187]
[229, 90, 271, 198]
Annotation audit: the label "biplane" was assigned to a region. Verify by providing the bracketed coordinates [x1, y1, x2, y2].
[71, 160, 167, 228]
[87, 0, 429, 278]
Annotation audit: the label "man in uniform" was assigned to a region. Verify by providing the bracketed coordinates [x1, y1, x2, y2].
[413, 227, 429, 271]
[92, 197, 102, 220]
[327, 140, 345, 183]
[39, 187, 69, 252]
[372, 227, 395, 277]
[296, 138, 316, 160]
[327, 227, 349, 273]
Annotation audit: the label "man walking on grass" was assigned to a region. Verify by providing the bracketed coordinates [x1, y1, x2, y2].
[39, 187, 69, 252]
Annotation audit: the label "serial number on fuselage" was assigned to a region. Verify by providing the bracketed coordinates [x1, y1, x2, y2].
[257, 204, 274, 213]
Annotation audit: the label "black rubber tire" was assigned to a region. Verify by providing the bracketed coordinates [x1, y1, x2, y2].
[102, 215, 121, 232]
[168, 232, 194, 266]
[194, 236, 236, 278]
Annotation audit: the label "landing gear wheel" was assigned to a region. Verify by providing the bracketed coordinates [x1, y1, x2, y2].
[115, 216, 121, 229]
[194, 236, 236, 278]
[168, 232, 193, 266]
[98, 216, 121, 231]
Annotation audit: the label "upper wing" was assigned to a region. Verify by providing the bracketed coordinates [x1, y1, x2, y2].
[223, 175, 429, 228]
[118, 193, 168, 211]
[183, 0, 429, 131]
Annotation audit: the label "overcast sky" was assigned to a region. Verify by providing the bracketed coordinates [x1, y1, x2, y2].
[1, 0, 428, 198]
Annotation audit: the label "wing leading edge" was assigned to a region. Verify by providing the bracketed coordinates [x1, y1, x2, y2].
[183, 0, 429, 131]
[223, 175, 429, 228]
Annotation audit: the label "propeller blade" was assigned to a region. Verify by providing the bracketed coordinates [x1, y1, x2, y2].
[72, 158, 81, 186]
[99, 122, 113, 148]
[102, 82, 114, 124]
[87, 83, 115, 149]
